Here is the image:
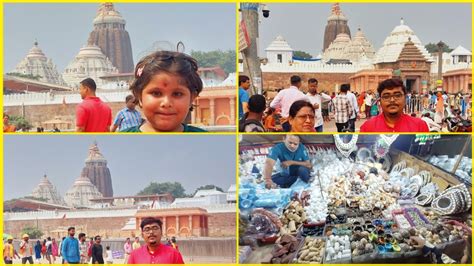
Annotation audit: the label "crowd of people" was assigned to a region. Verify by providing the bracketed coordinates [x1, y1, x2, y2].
[4, 51, 207, 133]
[239, 74, 472, 133]
[4, 218, 184, 264]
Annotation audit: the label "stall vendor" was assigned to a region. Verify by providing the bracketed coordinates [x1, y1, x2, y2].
[264, 134, 312, 189]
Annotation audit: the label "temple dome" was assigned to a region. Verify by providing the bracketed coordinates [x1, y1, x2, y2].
[11, 41, 66, 85]
[323, 3, 351, 51]
[85, 141, 107, 163]
[64, 175, 103, 208]
[265, 35, 294, 52]
[62, 44, 118, 88]
[30, 174, 65, 205]
[345, 28, 376, 61]
[81, 141, 114, 197]
[375, 18, 432, 64]
[323, 33, 351, 61]
[93, 3, 125, 25]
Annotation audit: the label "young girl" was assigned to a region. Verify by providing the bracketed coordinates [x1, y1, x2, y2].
[105, 246, 113, 264]
[122, 51, 206, 132]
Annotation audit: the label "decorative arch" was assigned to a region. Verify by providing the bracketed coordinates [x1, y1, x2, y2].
[179, 226, 191, 237]
[215, 115, 231, 125]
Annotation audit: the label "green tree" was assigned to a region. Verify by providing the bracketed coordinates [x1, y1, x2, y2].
[6, 72, 42, 80]
[21, 226, 43, 239]
[190, 50, 236, 74]
[24, 196, 48, 202]
[425, 42, 453, 54]
[137, 182, 187, 198]
[9, 115, 32, 131]
[293, 50, 313, 59]
[193, 185, 224, 196]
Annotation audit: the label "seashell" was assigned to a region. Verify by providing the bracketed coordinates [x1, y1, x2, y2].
[351, 242, 357, 250]
[399, 243, 410, 252]
[400, 229, 410, 239]
[352, 249, 360, 256]
[393, 184, 401, 193]
[361, 231, 370, 238]
[326, 241, 332, 248]
[326, 247, 335, 257]
[365, 243, 373, 252]
[360, 238, 368, 245]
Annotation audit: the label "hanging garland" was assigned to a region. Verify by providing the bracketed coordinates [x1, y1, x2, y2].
[334, 134, 358, 157]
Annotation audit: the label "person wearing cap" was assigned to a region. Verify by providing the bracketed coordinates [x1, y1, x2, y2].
[3, 236, 19, 264]
[19, 234, 34, 264]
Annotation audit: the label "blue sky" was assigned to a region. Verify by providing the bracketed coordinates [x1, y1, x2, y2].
[4, 135, 236, 200]
[4, 3, 236, 72]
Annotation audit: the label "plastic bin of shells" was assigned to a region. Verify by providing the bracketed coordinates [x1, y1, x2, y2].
[265, 234, 304, 264]
[295, 236, 325, 263]
[280, 200, 306, 236]
[326, 207, 348, 225]
[323, 234, 351, 263]
[322, 224, 352, 263]
[300, 221, 325, 237]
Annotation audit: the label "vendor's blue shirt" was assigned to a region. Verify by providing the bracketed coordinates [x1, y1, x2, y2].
[239, 87, 249, 119]
[268, 143, 309, 174]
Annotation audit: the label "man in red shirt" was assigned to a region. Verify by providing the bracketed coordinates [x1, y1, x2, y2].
[128, 217, 184, 264]
[76, 78, 112, 132]
[360, 78, 429, 132]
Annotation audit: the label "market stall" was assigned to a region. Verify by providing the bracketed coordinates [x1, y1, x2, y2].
[239, 134, 472, 264]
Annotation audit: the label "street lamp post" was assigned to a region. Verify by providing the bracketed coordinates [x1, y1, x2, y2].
[240, 3, 265, 95]
[437, 41, 445, 82]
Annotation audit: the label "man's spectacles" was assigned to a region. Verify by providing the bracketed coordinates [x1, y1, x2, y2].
[381, 93, 404, 101]
[295, 114, 315, 121]
[142, 226, 161, 234]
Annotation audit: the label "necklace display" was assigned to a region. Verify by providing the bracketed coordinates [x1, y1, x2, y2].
[373, 135, 399, 159]
[380, 134, 399, 147]
[334, 135, 358, 157]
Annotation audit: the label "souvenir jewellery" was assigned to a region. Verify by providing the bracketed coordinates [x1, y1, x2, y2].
[334, 134, 358, 158]
[415, 193, 435, 206]
[431, 184, 471, 215]
[377, 154, 392, 173]
[356, 147, 373, 162]
[380, 134, 399, 147]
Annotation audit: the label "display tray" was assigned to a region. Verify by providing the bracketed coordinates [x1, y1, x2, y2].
[295, 236, 326, 264]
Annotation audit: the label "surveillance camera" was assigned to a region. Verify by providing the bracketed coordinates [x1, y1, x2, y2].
[262, 5, 270, 18]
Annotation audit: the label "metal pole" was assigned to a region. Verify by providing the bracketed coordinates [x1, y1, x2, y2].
[451, 135, 471, 174]
[240, 3, 262, 95]
[437, 41, 444, 82]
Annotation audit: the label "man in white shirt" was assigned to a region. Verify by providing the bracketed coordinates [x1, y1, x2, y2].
[306, 78, 331, 132]
[421, 113, 442, 132]
[270, 75, 309, 131]
[345, 84, 359, 132]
